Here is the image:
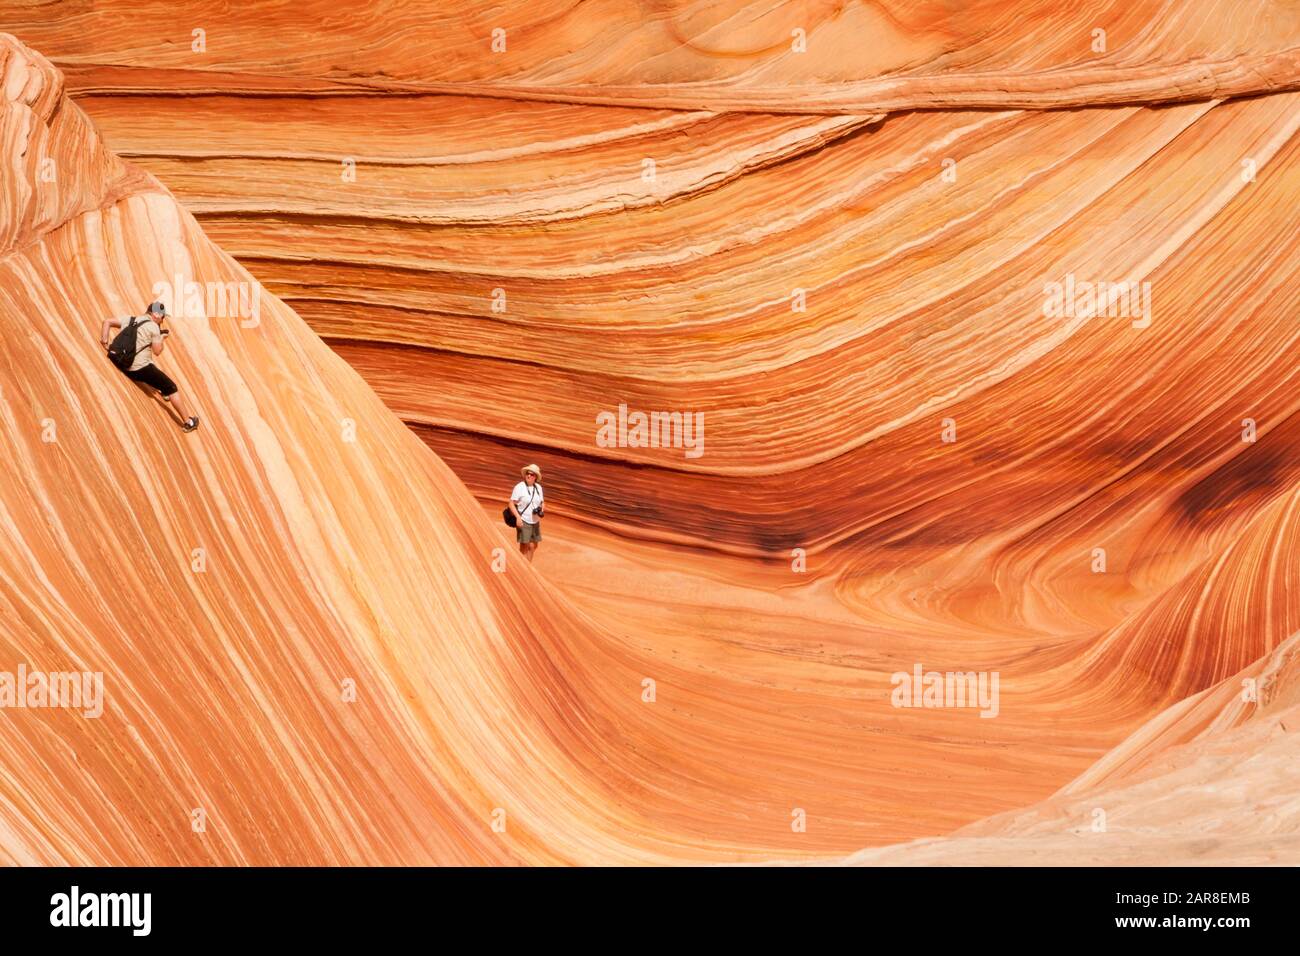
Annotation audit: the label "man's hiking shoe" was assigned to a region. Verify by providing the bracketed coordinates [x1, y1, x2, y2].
[182, 416, 200, 432]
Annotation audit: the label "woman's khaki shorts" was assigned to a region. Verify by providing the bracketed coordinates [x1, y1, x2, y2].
[516, 521, 542, 544]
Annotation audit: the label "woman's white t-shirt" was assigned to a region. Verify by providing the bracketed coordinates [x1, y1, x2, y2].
[511, 481, 543, 524]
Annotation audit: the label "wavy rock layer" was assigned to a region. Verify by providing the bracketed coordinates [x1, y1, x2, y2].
[1, 0, 1298, 865]
[14, 0, 1300, 110]
[841, 629, 1300, 865]
[0, 33, 1151, 866]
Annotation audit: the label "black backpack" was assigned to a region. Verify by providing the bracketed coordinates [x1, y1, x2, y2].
[503, 484, 540, 527]
[107, 316, 148, 371]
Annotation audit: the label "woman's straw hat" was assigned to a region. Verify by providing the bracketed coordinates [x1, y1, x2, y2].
[521, 463, 541, 478]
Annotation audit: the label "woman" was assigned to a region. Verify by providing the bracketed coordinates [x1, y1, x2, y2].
[508, 464, 545, 562]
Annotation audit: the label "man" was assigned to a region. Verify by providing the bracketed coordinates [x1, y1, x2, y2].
[508, 464, 544, 562]
[101, 302, 199, 432]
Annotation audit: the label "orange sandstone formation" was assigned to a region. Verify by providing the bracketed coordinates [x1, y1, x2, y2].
[22, 2, 1299, 554]
[0, 0, 1297, 866]
[4, 32, 1082, 865]
[841, 628, 1300, 865]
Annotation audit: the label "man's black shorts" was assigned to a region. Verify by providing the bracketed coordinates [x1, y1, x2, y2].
[124, 363, 178, 397]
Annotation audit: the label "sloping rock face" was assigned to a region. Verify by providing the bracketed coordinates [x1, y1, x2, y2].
[842, 629, 1300, 865]
[20, 1, 1300, 554]
[1, 0, 1298, 865]
[5, 35, 901, 865]
[0, 33, 1135, 866]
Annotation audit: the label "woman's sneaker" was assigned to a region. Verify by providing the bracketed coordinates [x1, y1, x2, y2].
[182, 416, 200, 432]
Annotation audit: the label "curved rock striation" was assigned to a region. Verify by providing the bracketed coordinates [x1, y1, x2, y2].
[13, 0, 1300, 110]
[839, 629, 1300, 865]
[0, 0, 1298, 866]
[0, 33, 1135, 866]
[22, 2, 1298, 556]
